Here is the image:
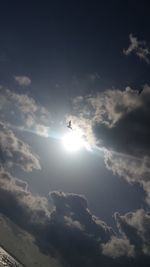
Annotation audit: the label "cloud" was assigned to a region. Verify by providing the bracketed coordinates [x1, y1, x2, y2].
[0, 170, 112, 266]
[35, 124, 50, 137]
[123, 34, 150, 64]
[0, 167, 113, 266]
[0, 167, 49, 217]
[114, 210, 150, 256]
[0, 215, 61, 267]
[71, 86, 150, 206]
[104, 151, 150, 205]
[66, 114, 96, 146]
[72, 85, 150, 152]
[102, 209, 150, 260]
[8, 89, 37, 114]
[0, 87, 51, 135]
[0, 84, 150, 265]
[72, 86, 143, 128]
[102, 236, 135, 258]
[0, 123, 40, 172]
[0, 164, 150, 266]
[14, 75, 31, 86]
[49, 191, 114, 242]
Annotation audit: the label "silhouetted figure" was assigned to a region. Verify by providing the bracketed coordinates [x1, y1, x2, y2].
[67, 120, 72, 130]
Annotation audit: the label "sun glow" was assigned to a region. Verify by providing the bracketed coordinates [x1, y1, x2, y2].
[62, 130, 90, 152]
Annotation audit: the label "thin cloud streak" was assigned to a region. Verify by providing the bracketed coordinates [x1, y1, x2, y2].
[123, 34, 150, 64]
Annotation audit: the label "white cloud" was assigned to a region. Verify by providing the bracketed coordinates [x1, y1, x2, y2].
[102, 236, 135, 258]
[72, 86, 143, 128]
[123, 34, 150, 64]
[71, 85, 150, 206]
[115, 210, 150, 255]
[0, 123, 41, 172]
[14, 75, 31, 86]
[0, 87, 51, 135]
[104, 150, 150, 206]
[64, 216, 84, 230]
[35, 124, 50, 137]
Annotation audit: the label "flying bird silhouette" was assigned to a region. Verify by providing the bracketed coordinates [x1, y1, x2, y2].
[67, 120, 72, 130]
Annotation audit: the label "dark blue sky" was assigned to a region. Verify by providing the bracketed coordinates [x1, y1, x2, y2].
[0, 0, 150, 89]
[0, 0, 149, 120]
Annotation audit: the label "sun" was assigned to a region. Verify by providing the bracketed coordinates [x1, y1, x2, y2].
[62, 130, 90, 152]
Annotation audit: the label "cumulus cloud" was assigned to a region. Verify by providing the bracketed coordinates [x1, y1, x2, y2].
[72, 86, 143, 129]
[14, 75, 31, 86]
[50, 191, 114, 242]
[102, 236, 135, 258]
[69, 85, 150, 265]
[102, 209, 150, 260]
[0, 123, 40, 172]
[71, 85, 150, 206]
[0, 83, 150, 265]
[104, 151, 150, 205]
[0, 167, 49, 218]
[72, 85, 150, 153]
[114, 210, 150, 256]
[123, 34, 150, 64]
[0, 162, 150, 266]
[0, 166, 114, 266]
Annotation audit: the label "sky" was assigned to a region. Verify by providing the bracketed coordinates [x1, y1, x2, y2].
[0, 1, 150, 266]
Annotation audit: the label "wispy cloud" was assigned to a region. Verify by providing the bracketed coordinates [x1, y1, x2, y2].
[0, 122, 41, 172]
[0, 87, 52, 172]
[14, 75, 31, 86]
[0, 87, 51, 136]
[123, 34, 150, 64]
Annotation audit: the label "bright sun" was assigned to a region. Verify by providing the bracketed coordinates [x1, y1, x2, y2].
[62, 130, 90, 152]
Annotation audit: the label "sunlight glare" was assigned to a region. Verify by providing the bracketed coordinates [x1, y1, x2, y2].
[62, 130, 90, 152]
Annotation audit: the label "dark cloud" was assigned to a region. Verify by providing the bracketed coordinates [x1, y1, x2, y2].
[91, 86, 150, 205]
[71, 86, 150, 206]
[50, 191, 114, 242]
[93, 89, 150, 157]
[0, 169, 114, 266]
[0, 215, 61, 267]
[0, 170, 110, 266]
[0, 166, 150, 266]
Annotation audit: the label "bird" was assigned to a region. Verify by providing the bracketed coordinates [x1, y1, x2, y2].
[138, 88, 144, 95]
[67, 120, 72, 130]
